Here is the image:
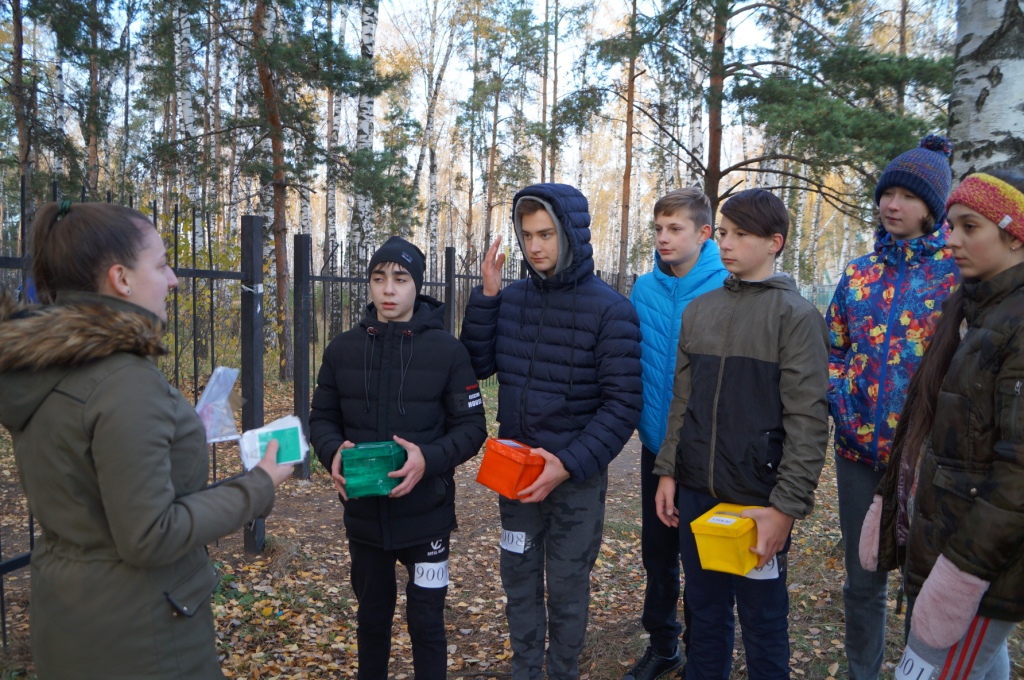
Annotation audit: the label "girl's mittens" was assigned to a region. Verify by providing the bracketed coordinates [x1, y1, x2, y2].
[910, 554, 990, 650]
[858, 494, 883, 571]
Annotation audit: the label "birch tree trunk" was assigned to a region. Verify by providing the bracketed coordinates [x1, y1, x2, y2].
[11, 0, 34, 233]
[324, 0, 348, 337]
[410, 0, 455, 224]
[350, 0, 380, 264]
[253, 0, 294, 380]
[949, 0, 1024, 177]
[427, 145, 440, 280]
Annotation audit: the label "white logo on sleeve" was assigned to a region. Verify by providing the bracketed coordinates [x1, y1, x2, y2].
[500, 529, 527, 554]
[414, 560, 450, 588]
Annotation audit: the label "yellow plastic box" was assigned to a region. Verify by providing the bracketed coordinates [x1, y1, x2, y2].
[690, 503, 760, 576]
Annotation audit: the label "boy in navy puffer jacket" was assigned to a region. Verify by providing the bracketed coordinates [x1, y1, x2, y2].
[460, 183, 643, 680]
[624, 187, 727, 680]
[310, 237, 487, 680]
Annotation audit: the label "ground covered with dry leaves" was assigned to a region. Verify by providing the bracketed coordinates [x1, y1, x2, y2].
[0, 380, 1022, 678]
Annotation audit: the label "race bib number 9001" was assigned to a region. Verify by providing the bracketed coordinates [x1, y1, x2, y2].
[414, 560, 450, 589]
[895, 645, 936, 680]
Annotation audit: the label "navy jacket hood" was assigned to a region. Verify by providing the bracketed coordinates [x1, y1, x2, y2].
[512, 183, 594, 288]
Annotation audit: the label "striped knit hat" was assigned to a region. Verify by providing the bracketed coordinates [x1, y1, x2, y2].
[875, 135, 954, 227]
[946, 173, 1024, 242]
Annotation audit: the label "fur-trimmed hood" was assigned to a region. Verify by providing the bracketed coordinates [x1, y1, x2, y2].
[0, 290, 167, 432]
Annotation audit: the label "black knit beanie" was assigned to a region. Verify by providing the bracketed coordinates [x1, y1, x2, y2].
[367, 236, 426, 293]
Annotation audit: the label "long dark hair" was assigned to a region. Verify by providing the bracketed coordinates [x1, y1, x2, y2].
[894, 168, 1024, 469]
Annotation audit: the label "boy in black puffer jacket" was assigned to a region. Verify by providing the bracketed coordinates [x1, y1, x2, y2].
[309, 237, 487, 680]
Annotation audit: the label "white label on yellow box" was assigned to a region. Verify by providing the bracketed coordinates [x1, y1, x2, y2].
[707, 515, 737, 526]
[744, 556, 780, 580]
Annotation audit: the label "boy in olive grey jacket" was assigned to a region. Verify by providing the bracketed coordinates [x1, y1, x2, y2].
[653, 188, 829, 679]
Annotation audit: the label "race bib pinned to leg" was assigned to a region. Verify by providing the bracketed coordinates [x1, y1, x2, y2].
[500, 529, 528, 554]
[413, 560, 450, 589]
[895, 645, 936, 680]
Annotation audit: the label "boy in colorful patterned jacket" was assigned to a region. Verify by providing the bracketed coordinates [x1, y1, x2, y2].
[825, 135, 958, 680]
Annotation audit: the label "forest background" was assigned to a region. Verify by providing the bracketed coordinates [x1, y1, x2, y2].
[3, 0, 1023, 380]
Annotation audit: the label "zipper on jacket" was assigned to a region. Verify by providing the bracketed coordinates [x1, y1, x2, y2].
[707, 291, 739, 497]
[519, 289, 551, 438]
[1012, 380, 1022, 439]
[872, 252, 907, 471]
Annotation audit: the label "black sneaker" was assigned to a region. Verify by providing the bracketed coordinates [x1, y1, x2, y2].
[622, 645, 684, 680]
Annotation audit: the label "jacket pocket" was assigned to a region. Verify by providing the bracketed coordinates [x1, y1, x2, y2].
[739, 430, 783, 497]
[165, 557, 218, 618]
[996, 378, 1024, 441]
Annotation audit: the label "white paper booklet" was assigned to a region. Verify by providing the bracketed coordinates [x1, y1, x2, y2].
[239, 415, 309, 471]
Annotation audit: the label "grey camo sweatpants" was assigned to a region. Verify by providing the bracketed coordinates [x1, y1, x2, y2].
[498, 468, 608, 680]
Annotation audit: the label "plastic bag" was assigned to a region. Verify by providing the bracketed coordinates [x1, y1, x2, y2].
[195, 366, 241, 443]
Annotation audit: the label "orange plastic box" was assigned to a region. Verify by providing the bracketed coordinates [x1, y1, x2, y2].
[476, 438, 545, 499]
[690, 503, 760, 576]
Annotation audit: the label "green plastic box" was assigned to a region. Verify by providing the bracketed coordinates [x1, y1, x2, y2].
[343, 441, 407, 498]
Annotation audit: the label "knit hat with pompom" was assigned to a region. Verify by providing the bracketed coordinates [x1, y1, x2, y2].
[874, 135, 954, 228]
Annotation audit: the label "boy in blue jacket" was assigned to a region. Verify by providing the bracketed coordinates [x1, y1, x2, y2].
[625, 188, 728, 680]
[461, 183, 643, 680]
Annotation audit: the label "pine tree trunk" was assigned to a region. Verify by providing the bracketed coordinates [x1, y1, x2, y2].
[540, 0, 548, 184]
[704, 0, 728, 212]
[86, 0, 102, 196]
[949, 0, 1024, 177]
[253, 0, 294, 381]
[548, 0, 559, 181]
[616, 0, 637, 294]
[485, 84, 500, 248]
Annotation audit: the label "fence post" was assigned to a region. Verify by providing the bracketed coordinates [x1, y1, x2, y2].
[443, 246, 456, 334]
[293, 233, 312, 480]
[240, 215, 266, 554]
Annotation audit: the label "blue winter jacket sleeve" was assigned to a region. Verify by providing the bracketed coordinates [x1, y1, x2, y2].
[459, 286, 501, 380]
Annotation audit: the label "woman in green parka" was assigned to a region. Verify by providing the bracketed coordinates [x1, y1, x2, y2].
[0, 202, 294, 679]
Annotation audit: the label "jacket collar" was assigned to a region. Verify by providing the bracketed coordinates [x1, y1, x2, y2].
[873, 224, 949, 266]
[359, 294, 445, 335]
[723, 272, 799, 294]
[0, 290, 167, 372]
[651, 241, 725, 295]
[963, 262, 1024, 323]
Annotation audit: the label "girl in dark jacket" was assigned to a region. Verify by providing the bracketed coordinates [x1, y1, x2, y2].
[0, 202, 293, 680]
[309, 237, 486, 680]
[861, 170, 1024, 678]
